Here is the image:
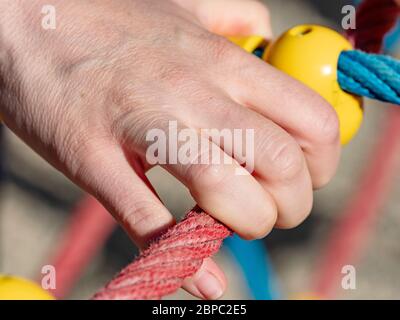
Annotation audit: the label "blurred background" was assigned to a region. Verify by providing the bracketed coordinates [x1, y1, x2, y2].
[1, 0, 400, 299]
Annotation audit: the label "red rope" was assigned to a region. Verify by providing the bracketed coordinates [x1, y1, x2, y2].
[346, 0, 400, 53]
[92, 207, 231, 300]
[313, 107, 400, 298]
[93, 0, 399, 300]
[47, 196, 116, 298]
[47, 0, 398, 300]
[313, 0, 400, 298]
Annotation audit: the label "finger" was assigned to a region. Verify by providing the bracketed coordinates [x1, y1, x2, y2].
[122, 153, 228, 300]
[173, 0, 273, 38]
[187, 96, 313, 229]
[223, 52, 341, 189]
[72, 140, 227, 298]
[166, 133, 277, 239]
[182, 258, 226, 300]
[70, 139, 174, 248]
[118, 111, 277, 240]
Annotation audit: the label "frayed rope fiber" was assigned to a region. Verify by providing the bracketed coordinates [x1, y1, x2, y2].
[92, 208, 232, 300]
[338, 50, 400, 105]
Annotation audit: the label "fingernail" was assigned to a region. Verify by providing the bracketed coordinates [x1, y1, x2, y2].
[196, 271, 223, 300]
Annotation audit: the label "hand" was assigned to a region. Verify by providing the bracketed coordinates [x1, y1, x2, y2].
[0, 0, 340, 299]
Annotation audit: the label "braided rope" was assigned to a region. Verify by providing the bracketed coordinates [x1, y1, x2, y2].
[338, 50, 400, 105]
[92, 0, 399, 300]
[93, 208, 231, 300]
[313, 0, 400, 298]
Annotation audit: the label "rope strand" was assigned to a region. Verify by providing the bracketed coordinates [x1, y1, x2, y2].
[92, 208, 231, 300]
[338, 50, 400, 105]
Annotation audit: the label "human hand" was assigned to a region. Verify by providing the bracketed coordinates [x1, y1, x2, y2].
[0, 0, 340, 299]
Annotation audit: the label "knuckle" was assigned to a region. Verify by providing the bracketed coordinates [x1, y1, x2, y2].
[206, 34, 235, 64]
[313, 101, 340, 145]
[122, 199, 164, 232]
[187, 161, 227, 194]
[156, 62, 193, 89]
[113, 106, 168, 149]
[267, 137, 304, 181]
[182, 141, 230, 193]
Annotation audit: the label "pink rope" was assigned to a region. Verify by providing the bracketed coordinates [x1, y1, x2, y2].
[346, 0, 399, 53]
[313, 107, 400, 298]
[47, 196, 116, 298]
[73, 0, 398, 300]
[313, 0, 400, 298]
[92, 208, 231, 300]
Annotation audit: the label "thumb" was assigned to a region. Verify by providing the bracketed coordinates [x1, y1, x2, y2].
[174, 0, 273, 38]
[74, 144, 174, 247]
[73, 142, 226, 299]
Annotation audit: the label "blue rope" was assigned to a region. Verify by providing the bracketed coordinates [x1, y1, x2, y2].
[338, 50, 400, 105]
[224, 235, 280, 300]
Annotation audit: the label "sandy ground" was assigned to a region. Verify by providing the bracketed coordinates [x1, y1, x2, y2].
[1, 0, 400, 299]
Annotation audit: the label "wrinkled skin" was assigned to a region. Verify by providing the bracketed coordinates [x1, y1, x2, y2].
[0, 0, 341, 299]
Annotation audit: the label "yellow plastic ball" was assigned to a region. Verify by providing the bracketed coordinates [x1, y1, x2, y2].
[0, 275, 54, 300]
[228, 35, 267, 54]
[263, 25, 363, 145]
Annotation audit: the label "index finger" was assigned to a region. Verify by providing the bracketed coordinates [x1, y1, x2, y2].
[224, 52, 341, 188]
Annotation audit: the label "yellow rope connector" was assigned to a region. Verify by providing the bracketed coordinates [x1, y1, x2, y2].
[229, 25, 364, 145]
